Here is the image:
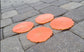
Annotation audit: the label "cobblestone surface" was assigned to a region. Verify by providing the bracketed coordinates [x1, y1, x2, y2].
[18, 33, 36, 50]
[40, 6, 67, 16]
[1, 0, 84, 52]
[60, 2, 82, 10]
[15, 4, 34, 14]
[12, 10, 39, 23]
[70, 21, 84, 38]
[1, 18, 12, 28]
[3, 23, 19, 38]
[1, 10, 18, 19]
[64, 6, 84, 23]
[50, 0, 70, 6]
[1, 36, 24, 52]
[33, 3, 51, 10]
[40, 0, 55, 3]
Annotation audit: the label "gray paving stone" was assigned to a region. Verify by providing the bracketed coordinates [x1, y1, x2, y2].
[1, 36, 24, 52]
[12, 10, 39, 23]
[1, 5, 14, 13]
[1, 10, 18, 19]
[1, 0, 12, 9]
[70, 21, 84, 38]
[25, 31, 84, 52]
[64, 6, 84, 23]
[68, 0, 83, 2]
[0, 29, 3, 40]
[1, 18, 12, 28]
[24, 0, 41, 4]
[18, 33, 36, 50]
[29, 1, 44, 7]
[80, 1, 84, 5]
[60, 2, 82, 10]
[25, 15, 39, 26]
[40, 0, 55, 3]
[10, 0, 25, 7]
[3, 23, 19, 38]
[40, 6, 67, 16]
[43, 23, 61, 34]
[15, 4, 34, 14]
[50, 0, 70, 6]
[33, 3, 51, 10]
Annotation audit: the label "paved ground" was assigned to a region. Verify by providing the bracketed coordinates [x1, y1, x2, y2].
[1, 0, 84, 52]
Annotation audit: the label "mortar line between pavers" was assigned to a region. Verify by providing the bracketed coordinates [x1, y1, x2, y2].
[1, 28, 4, 39]
[69, 30, 84, 40]
[18, 36, 25, 52]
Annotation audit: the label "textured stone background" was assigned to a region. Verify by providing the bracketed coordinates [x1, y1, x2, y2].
[1, 0, 84, 52]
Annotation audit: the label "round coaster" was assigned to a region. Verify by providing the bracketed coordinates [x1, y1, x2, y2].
[13, 22, 34, 33]
[27, 27, 53, 43]
[35, 14, 54, 24]
[50, 17, 74, 30]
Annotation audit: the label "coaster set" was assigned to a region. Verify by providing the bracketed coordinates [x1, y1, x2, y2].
[13, 13, 74, 43]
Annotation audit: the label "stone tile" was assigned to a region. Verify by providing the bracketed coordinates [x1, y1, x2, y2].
[80, 1, 84, 5]
[64, 6, 84, 22]
[60, 2, 82, 10]
[40, 0, 55, 3]
[43, 23, 61, 34]
[24, 0, 40, 4]
[40, 6, 67, 16]
[12, 10, 39, 23]
[1, 18, 12, 28]
[1, 10, 18, 19]
[0, 29, 3, 40]
[29, 1, 44, 7]
[1, 0, 12, 9]
[33, 3, 51, 10]
[25, 31, 84, 52]
[70, 21, 84, 38]
[1, 36, 24, 52]
[25, 15, 39, 26]
[10, 0, 25, 7]
[51, 0, 70, 6]
[18, 33, 36, 50]
[15, 4, 34, 14]
[3, 23, 19, 38]
[69, 0, 83, 2]
[1, 5, 14, 13]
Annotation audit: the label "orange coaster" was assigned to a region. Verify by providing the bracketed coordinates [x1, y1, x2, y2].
[50, 17, 74, 30]
[27, 27, 53, 43]
[13, 22, 34, 33]
[35, 14, 54, 24]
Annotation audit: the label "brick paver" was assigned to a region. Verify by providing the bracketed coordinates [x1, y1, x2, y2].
[64, 6, 84, 23]
[1, 0, 84, 52]
[2, 10, 18, 19]
[60, 2, 82, 10]
[40, 6, 67, 16]
[50, 0, 70, 6]
[12, 10, 39, 23]
[1, 36, 24, 52]
[1, 18, 12, 28]
[18, 33, 36, 50]
[3, 23, 19, 38]
[70, 21, 84, 38]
